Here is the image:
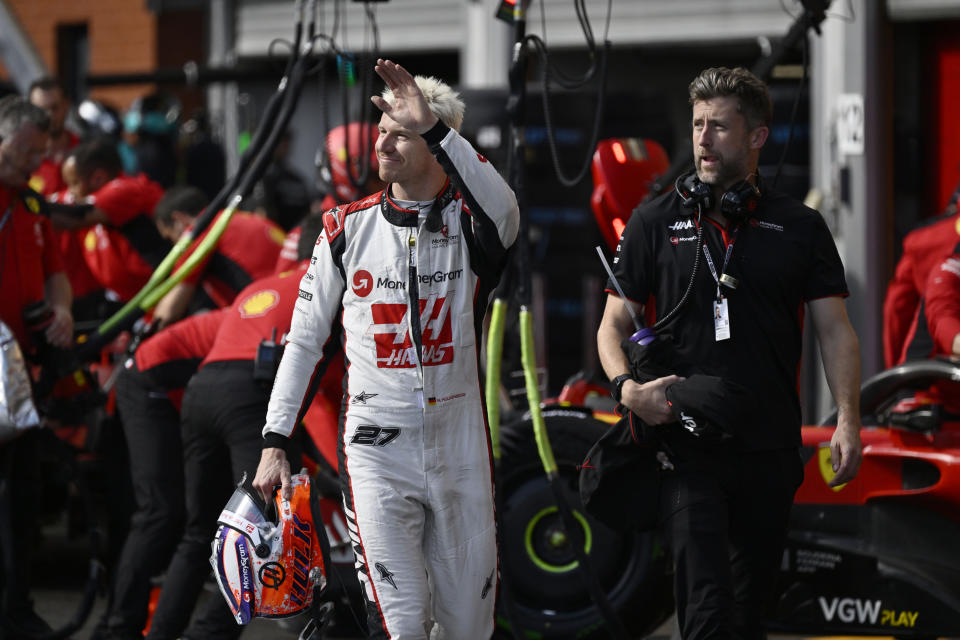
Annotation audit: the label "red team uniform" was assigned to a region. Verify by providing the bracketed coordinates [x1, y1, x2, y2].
[173, 211, 287, 308]
[82, 174, 165, 301]
[0, 188, 65, 351]
[883, 212, 960, 366]
[143, 262, 344, 640]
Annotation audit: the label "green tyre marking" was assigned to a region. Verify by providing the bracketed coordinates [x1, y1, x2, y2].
[523, 506, 593, 574]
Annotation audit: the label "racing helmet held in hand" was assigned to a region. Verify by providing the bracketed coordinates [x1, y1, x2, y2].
[210, 473, 329, 624]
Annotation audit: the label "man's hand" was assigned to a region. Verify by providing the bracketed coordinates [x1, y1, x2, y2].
[828, 413, 862, 487]
[253, 447, 291, 502]
[45, 304, 73, 349]
[621, 375, 684, 425]
[370, 58, 438, 135]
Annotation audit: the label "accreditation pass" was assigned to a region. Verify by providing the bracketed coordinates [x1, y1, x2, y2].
[714, 297, 730, 341]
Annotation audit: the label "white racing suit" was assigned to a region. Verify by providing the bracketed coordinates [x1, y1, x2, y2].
[263, 120, 519, 639]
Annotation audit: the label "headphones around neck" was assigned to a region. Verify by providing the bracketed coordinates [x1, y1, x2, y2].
[674, 171, 762, 223]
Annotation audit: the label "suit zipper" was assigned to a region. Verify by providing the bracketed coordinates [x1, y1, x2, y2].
[408, 232, 426, 406]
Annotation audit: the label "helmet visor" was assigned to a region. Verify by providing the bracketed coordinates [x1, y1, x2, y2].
[221, 487, 271, 529]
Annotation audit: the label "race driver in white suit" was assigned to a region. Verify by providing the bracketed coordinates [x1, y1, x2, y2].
[253, 58, 519, 639]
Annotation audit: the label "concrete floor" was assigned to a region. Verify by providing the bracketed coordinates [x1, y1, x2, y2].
[24, 516, 894, 640]
[27, 517, 671, 640]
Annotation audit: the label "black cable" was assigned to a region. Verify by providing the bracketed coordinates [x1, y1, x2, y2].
[311, 2, 380, 203]
[546, 474, 632, 639]
[75, 13, 311, 358]
[525, 0, 613, 188]
[537, 39, 610, 187]
[533, 0, 609, 89]
[231, 35, 315, 201]
[346, 2, 380, 190]
[339, 3, 379, 194]
[267, 37, 296, 75]
[653, 210, 704, 330]
[772, 34, 808, 190]
[314, 49, 335, 195]
[641, 1, 831, 206]
[503, 4, 629, 637]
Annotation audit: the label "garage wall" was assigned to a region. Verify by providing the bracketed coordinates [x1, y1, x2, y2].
[234, 0, 796, 58]
[887, 0, 960, 21]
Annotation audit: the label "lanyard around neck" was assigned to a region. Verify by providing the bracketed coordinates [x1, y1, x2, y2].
[701, 227, 738, 299]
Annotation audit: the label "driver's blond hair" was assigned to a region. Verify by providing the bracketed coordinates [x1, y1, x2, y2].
[381, 76, 465, 132]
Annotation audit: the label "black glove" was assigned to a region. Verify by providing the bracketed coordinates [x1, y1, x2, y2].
[620, 331, 678, 383]
[45, 201, 95, 219]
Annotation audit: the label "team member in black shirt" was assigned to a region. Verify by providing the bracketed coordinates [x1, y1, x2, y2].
[597, 66, 863, 639]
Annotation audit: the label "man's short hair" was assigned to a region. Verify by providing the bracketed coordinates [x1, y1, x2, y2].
[27, 76, 66, 97]
[154, 186, 209, 227]
[381, 76, 465, 132]
[71, 136, 123, 180]
[688, 67, 772, 130]
[0, 95, 51, 142]
[297, 211, 326, 261]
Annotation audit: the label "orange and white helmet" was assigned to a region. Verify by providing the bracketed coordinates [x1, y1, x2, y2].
[326, 122, 380, 203]
[210, 473, 329, 624]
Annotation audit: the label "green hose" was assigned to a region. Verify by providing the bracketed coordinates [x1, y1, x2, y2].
[141, 197, 241, 309]
[520, 306, 556, 475]
[485, 298, 508, 461]
[93, 195, 243, 335]
[94, 232, 194, 335]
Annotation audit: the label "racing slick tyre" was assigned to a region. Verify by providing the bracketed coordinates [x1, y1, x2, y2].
[494, 408, 672, 639]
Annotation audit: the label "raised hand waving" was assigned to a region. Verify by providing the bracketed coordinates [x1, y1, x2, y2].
[370, 58, 438, 135]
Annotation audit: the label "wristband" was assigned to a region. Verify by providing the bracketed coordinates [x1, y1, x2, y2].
[611, 373, 633, 403]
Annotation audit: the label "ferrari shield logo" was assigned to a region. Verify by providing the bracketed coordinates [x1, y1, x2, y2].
[818, 444, 847, 492]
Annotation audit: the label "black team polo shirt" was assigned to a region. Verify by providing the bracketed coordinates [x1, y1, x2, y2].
[608, 186, 848, 451]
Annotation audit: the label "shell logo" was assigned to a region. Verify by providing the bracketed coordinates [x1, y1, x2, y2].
[268, 226, 287, 246]
[239, 289, 280, 318]
[818, 444, 847, 492]
[84, 230, 97, 252]
[24, 193, 42, 213]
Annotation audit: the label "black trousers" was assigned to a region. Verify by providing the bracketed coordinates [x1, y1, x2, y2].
[102, 365, 185, 637]
[0, 429, 45, 620]
[658, 441, 804, 640]
[145, 361, 298, 640]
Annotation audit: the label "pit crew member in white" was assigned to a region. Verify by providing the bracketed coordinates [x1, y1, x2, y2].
[253, 59, 519, 639]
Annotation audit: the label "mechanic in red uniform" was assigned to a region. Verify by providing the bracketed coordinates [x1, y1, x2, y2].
[273, 122, 383, 274]
[27, 77, 79, 197]
[905, 251, 960, 416]
[151, 186, 286, 327]
[47, 157, 107, 322]
[53, 137, 167, 302]
[93, 310, 226, 640]
[925, 252, 960, 358]
[28, 78, 105, 320]
[0, 95, 71, 638]
[145, 212, 343, 640]
[883, 210, 960, 367]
